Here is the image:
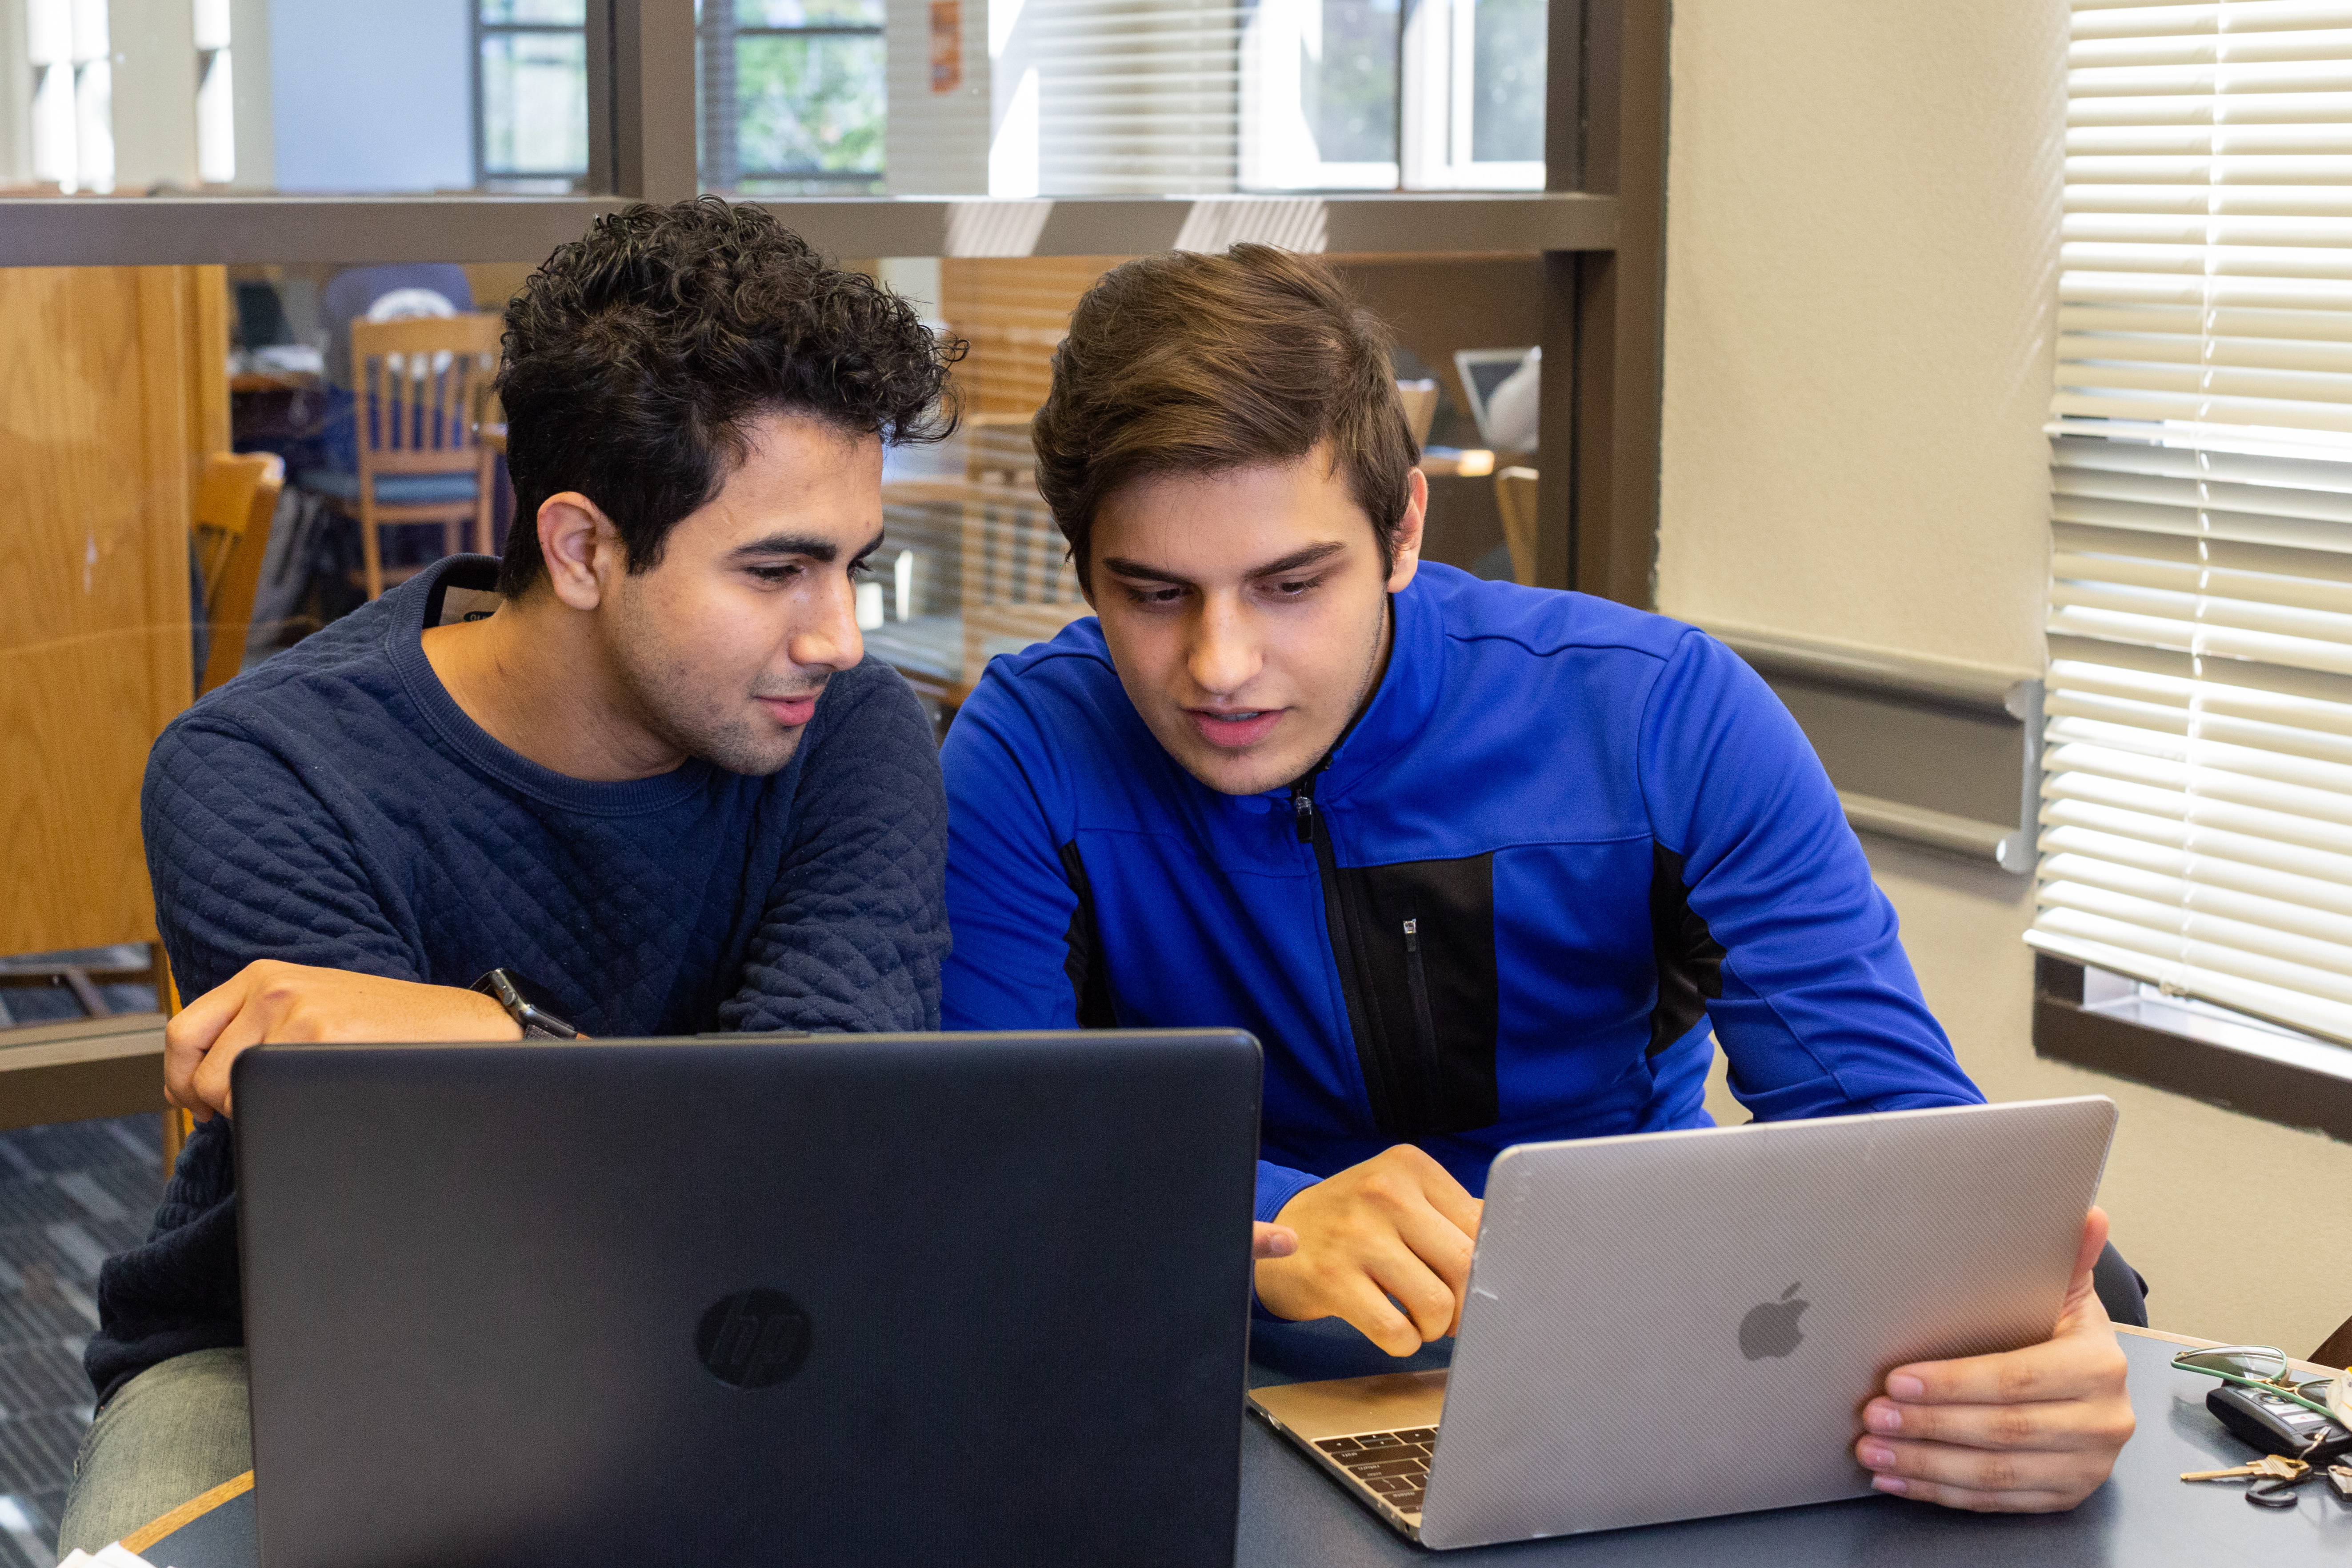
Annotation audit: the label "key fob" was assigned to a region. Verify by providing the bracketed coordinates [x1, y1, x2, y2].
[2208, 1384, 2352, 1463]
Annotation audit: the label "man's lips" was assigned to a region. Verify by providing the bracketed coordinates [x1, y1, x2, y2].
[1186, 707, 1283, 749]
[757, 692, 823, 728]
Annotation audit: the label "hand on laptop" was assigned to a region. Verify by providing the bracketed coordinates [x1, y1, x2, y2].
[166, 960, 521, 1121]
[1853, 1206, 2134, 1512]
[1254, 1145, 1483, 1356]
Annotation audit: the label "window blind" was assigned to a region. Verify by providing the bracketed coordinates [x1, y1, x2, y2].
[2033, 0, 2352, 1046]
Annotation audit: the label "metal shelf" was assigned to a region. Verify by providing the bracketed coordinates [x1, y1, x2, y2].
[0, 191, 1620, 268]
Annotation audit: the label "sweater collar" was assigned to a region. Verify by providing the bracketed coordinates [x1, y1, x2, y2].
[385, 555, 719, 816]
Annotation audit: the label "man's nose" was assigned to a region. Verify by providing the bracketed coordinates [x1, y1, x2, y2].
[1186, 595, 1260, 696]
[788, 568, 864, 674]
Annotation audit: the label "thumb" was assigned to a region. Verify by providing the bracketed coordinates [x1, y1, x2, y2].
[2058, 1205, 2112, 1326]
[1252, 1222, 1298, 1260]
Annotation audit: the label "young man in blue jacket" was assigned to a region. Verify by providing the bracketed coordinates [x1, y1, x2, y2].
[62, 200, 957, 1551]
[939, 246, 2137, 1513]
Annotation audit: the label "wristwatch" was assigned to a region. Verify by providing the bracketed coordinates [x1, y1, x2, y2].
[469, 968, 581, 1039]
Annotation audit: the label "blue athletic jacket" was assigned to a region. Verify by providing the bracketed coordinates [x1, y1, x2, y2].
[939, 564, 1983, 1222]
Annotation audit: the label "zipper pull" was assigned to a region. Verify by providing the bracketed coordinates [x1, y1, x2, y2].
[1292, 788, 1315, 844]
[1403, 918, 1420, 952]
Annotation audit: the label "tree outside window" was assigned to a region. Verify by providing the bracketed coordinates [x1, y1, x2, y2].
[701, 0, 887, 195]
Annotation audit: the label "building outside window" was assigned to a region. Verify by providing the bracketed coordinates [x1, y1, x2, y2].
[476, 0, 591, 192]
[1242, 0, 1544, 192]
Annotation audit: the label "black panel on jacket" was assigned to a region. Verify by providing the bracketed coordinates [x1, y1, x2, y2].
[1648, 842, 1726, 1056]
[1057, 840, 1119, 1028]
[1323, 853, 1501, 1138]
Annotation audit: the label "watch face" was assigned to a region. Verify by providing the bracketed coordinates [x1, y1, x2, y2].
[500, 970, 565, 1015]
[476, 970, 579, 1038]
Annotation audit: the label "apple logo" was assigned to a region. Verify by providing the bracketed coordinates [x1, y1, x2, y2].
[1739, 1283, 1809, 1360]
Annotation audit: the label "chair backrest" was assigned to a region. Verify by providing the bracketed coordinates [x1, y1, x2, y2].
[323, 263, 474, 387]
[1397, 379, 1440, 449]
[1494, 466, 1540, 588]
[193, 451, 287, 694]
[350, 313, 503, 476]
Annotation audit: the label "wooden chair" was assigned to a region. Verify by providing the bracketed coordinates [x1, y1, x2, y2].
[192, 451, 286, 695]
[332, 313, 502, 599]
[1397, 379, 1440, 449]
[1494, 466, 1539, 586]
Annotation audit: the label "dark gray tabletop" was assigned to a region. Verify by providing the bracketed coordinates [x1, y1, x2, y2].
[1237, 1322, 2350, 1565]
[144, 1325, 2348, 1565]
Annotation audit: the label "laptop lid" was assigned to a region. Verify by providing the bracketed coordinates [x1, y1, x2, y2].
[1418, 1096, 2117, 1548]
[1451, 348, 1534, 445]
[233, 1029, 1262, 1568]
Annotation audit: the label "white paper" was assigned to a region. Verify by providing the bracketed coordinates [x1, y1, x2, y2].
[57, 1543, 158, 1568]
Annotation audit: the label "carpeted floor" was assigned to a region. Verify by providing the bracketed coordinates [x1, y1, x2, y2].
[0, 1116, 164, 1568]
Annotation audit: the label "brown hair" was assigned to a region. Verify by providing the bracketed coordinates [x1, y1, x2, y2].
[1031, 244, 1417, 591]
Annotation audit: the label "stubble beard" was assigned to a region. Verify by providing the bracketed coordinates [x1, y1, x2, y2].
[607, 596, 806, 778]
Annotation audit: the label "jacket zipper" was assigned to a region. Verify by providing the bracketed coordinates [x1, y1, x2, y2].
[1401, 918, 1443, 1110]
[1291, 767, 1404, 1130]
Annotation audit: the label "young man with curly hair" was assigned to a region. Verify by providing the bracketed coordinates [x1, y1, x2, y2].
[939, 245, 2141, 1516]
[60, 199, 960, 1549]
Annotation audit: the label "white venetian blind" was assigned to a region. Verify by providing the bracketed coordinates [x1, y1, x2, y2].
[2033, 0, 2352, 1045]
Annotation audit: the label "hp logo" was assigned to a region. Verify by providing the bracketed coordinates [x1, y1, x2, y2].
[695, 1289, 812, 1389]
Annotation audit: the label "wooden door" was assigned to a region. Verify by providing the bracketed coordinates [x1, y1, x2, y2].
[0, 266, 227, 957]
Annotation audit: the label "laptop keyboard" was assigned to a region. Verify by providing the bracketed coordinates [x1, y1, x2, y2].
[1315, 1428, 1438, 1516]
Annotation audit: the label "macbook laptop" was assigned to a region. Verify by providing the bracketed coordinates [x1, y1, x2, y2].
[234, 1029, 1262, 1568]
[1452, 346, 1535, 445]
[1248, 1096, 2117, 1548]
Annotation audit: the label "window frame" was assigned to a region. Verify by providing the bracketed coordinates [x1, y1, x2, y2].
[0, 0, 1668, 619]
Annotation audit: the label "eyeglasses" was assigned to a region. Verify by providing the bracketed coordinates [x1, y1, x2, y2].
[2172, 1344, 2352, 1433]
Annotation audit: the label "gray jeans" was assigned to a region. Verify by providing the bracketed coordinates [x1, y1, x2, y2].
[57, 1348, 252, 1555]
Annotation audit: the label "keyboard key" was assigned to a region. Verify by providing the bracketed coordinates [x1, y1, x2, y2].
[1393, 1490, 1426, 1512]
[1364, 1474, 1415, 1495]
[1316, 1438, 1363, 1456]
[1398, 1429, 1436, 1444]
[1349, 1457, 1428, 1480]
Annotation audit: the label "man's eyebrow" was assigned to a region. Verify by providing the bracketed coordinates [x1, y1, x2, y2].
[726, 529, 886, 564]
[1244, 542, 1348, 578]
[1099, 541, 1348, 587]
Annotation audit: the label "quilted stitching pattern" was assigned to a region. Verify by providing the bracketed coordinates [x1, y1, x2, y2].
[87, 562, 948, 1402]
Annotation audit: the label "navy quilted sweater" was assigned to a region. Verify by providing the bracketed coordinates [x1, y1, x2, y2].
[90, 555, 949, 1404]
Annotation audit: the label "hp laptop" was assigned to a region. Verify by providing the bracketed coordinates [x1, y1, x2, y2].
[234, 1030, 1262, 1568]
[1248, 1096, 2117, 1548]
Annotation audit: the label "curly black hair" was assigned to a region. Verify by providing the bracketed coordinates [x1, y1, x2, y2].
[494, 197, 963, 596]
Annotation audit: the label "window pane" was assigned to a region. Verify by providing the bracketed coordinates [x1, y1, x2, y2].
[1469, 0, 1543, 164]
[736, 0, 885, 24]
[481, 31, 588, 179]
[735, 33, 886, 181]
[481, 0, 588, 23]
[1306, 0, 1397, 166]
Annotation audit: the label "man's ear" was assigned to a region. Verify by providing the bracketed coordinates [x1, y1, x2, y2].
[1384, 468, 1429, 593]
[537, 493, 622, 611]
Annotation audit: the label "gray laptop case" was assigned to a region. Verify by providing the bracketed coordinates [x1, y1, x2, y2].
[233, 1030, 1262, 1568]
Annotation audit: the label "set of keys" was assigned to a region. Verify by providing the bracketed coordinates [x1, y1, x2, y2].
[2180, 1453, 2352, 1508]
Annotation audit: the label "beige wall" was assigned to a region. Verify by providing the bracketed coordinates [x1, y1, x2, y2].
[1664, 0, 2352, 1354]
